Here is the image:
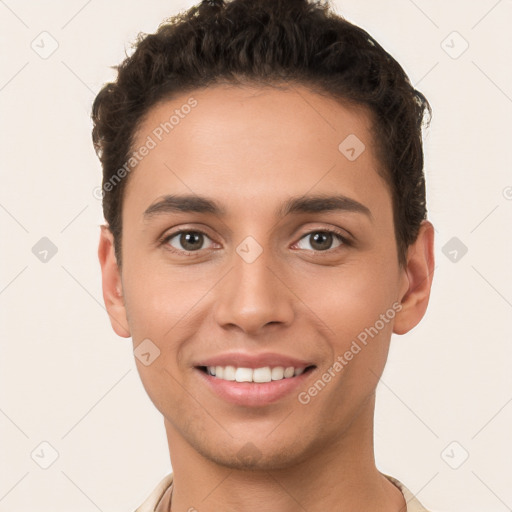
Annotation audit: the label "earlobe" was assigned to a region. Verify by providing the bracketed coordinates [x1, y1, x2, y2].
[393, 220, 435, 335]
[98, 225, 131, 338]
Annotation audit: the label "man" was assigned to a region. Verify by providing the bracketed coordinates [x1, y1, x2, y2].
[93, 0, 436, 510]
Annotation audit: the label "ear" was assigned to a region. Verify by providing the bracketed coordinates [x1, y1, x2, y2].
[393, 220, 435, 335]
[98, 225, 131, 338]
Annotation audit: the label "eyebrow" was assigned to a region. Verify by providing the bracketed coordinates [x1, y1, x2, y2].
[143, 193, 373, 221]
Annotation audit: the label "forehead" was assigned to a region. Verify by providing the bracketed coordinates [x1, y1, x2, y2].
[125, 84, 390, 221]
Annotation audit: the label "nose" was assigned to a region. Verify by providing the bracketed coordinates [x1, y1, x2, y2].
[213, 249, 295, 336]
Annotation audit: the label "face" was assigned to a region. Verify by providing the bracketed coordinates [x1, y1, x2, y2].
[99, 83, 433, 471]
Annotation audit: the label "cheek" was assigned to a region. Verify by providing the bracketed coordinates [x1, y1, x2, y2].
[122, 260, 216, 353]
[296, 259, 399, 340]
[298, 267, 399, 410]
[123, 268, 196, 412]
[299, 268, 399, 397]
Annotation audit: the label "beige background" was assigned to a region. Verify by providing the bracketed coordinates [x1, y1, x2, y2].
[1, 0, 511, 510]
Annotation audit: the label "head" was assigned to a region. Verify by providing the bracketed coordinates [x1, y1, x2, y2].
[95, 0, 434, 471]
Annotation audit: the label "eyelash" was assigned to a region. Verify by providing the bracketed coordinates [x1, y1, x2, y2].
[158, 227, 351, 257]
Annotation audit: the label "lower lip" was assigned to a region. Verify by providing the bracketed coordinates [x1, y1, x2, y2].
[195, 367, 315, 407]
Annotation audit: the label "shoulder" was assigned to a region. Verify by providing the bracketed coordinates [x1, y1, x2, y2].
[133, 473, 174, 512]
[135, 472, 445, 512]
[384, 474, 433, 512]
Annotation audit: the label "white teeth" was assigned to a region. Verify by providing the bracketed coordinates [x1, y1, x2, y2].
[223, 365, 236, 381]
[235, 367, 253, 382]
[204, 365, 309, 383]
[284, 366, 295, 378]
[253, 367, 272, 383]
[271, 367, 284, 380]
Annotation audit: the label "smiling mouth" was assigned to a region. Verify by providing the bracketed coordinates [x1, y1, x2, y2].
[196, 365, 316, 383]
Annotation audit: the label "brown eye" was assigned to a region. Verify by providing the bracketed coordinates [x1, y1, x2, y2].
[296, 230, 346, 252]
[163, 230, 214, 253]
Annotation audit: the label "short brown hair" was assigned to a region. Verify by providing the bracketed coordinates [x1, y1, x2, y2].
[92, 0, 431, 268]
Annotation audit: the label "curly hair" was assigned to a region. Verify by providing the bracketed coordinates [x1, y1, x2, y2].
[92, 0, 431, 269]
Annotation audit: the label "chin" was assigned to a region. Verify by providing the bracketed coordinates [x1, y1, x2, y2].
[193, 435, 313, 472]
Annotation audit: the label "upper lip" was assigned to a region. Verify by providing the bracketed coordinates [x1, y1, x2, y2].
[194, 352, 316, 369]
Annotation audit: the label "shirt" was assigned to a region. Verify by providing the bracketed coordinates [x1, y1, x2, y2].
[133, 472, 432, 511]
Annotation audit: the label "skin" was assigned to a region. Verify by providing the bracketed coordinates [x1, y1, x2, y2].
[98, 84, 435, 512]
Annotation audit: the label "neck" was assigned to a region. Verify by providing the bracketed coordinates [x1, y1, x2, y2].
[162, 394, 405, 512]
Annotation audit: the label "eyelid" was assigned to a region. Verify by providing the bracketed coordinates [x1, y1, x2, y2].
[159, 224, 353, 255]
[295, 224, 352, 245]
[159, 228, 217, 255]
[291, 227, 351, 253]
